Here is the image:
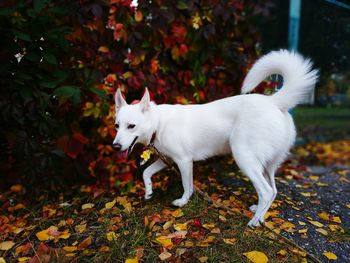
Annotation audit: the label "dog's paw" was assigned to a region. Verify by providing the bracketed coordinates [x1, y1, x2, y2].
[171, 198, 188, 207]
[144, 192, 153, 200]
[247, 217, 261, 228]
[249, 205, 258, 213]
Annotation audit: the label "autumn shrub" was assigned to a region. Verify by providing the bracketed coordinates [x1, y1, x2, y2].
[0, 0, 267, 190]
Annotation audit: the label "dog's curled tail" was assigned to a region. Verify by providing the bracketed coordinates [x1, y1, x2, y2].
[241, 49, 318, 111]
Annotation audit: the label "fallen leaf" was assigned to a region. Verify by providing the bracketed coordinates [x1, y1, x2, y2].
[75, 222, 87, 233]
[300, 192, 317, 197]
[0, 241, 15, 251]
[316, 228, 328, 236]
[63, 246, 78, 252]
[308, 220, 324, 227]
[323, 252, 337, 260]
[173, 223, 187, 231]
[243, 251, 268, 263]
[36, 226, 59, 241]
[163, 220, 174, 230]
[277, 249, 287, 256]
[159, 251, 172, 261]
[202, 223, 215, 230]
[18, 257, 31, 262]
[78, 236, 92, 250]
[106, 231, 118, 241]
[318, 212, 330, 221]
[155, 236, 173, 249]
[0, 257, 6, 263]
[105, 199, 116, 209]
[223, 238, 236, 245]
[346, 204, 350, 209]
[198, 256, 208, 262]
[171, 209, 184, 218]
[332, 216, 341, 224]
[125, 258, 138, 263]
[82, 203, 94, 210]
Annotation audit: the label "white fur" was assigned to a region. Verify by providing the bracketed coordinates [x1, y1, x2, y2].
[113, 50, 318, 227]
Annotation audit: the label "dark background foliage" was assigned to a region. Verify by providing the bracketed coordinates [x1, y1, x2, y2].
[0, 0, 272, 190]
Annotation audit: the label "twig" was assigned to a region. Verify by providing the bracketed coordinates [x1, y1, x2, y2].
[151, 148, 323, 263]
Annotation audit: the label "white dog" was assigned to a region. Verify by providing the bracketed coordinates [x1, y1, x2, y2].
[113, 50, 318, 227]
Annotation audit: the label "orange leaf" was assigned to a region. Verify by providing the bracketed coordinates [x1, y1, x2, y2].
[134, 10, 143, 22]
[78, 236, 92, 250]
[98, 46, 109, 53]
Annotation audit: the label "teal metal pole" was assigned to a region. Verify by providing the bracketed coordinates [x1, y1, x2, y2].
[288, 0, 301, 51]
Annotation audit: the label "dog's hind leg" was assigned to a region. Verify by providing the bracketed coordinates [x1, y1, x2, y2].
[231, 146, 273, 227]
[172, 160, 194, 207]
[143, 159, 166, 200]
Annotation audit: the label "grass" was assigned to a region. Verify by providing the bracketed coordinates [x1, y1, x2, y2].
[294, 106, 350, 128]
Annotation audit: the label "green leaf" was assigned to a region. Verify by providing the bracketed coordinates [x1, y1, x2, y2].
[13, 30, 31, 41]
[54, 86, 81, 104]
[0, 8, 13, 16]
[90, 88, 108, 99]
[25, 52, 41, 62]
[177, 1, 188, 10]
[33, 0, 47, 13]
[44, 52, 57, 64]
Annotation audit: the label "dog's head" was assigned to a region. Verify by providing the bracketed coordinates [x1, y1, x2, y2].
[112, 88, 153, 157]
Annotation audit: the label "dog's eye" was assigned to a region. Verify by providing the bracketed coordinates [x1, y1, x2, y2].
[127, 124, 136, 129]
[115, 123, 119, 129]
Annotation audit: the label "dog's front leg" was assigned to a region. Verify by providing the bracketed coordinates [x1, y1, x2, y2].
[143, 159, 166, 200]
[172, 160, 193, 207]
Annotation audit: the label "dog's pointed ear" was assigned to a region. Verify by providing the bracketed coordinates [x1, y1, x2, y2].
[140, 88, 150, 113]
[115, 89, 127, 112]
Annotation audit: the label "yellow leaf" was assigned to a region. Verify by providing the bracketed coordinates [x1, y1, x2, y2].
[0, 257, 5, 263]
[159, 251, 172, 261]
[298, 228, 308, 233]
[223, 238, 236, 245]
[82, 203, 94, 210]
[332, 216, 341, 224]
[125, 258, 139, 263]
[63, 246, 78, 252]
[0, 241, 15, 251]
[277, 250, 287, 256]
[198, 256, 208, 262]
[308, 220, 324, 227]
[300, 192, 317, 197]
[58, 230, 71, 240]
[323, 252, 337, 260]
[171, 209, 184, 218]
[298, 221, 306, 226]
[318, 212, 330, 221]
[18, 257, 31, 262]
[309, 175, 319, 180]
[346, 204, 350, 209]
[316, 228, 328, 236]
[65, 253, 76, 257]
[155, 236, 173, 249]
[106, 231, 118, 241]
[75, 222, 87, 233]
[173, 223, 187, 231]
[140, 149, 152, 162]
[105, 199, 116, 209]
[243, 251, 268, 263]
[163, 220, 174, 230]
[202, 223, 215, 230]
[35, 226, 58, 241]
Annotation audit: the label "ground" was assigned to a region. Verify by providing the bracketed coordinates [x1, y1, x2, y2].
[0, 107, 349, 263]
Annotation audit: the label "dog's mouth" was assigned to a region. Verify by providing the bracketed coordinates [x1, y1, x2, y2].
[118, 136, 139, 159]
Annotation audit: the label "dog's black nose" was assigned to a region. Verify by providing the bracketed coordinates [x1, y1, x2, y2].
[112, 143, 122, 151]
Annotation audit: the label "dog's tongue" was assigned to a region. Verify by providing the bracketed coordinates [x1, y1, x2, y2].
[116, 149, 128, 160]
